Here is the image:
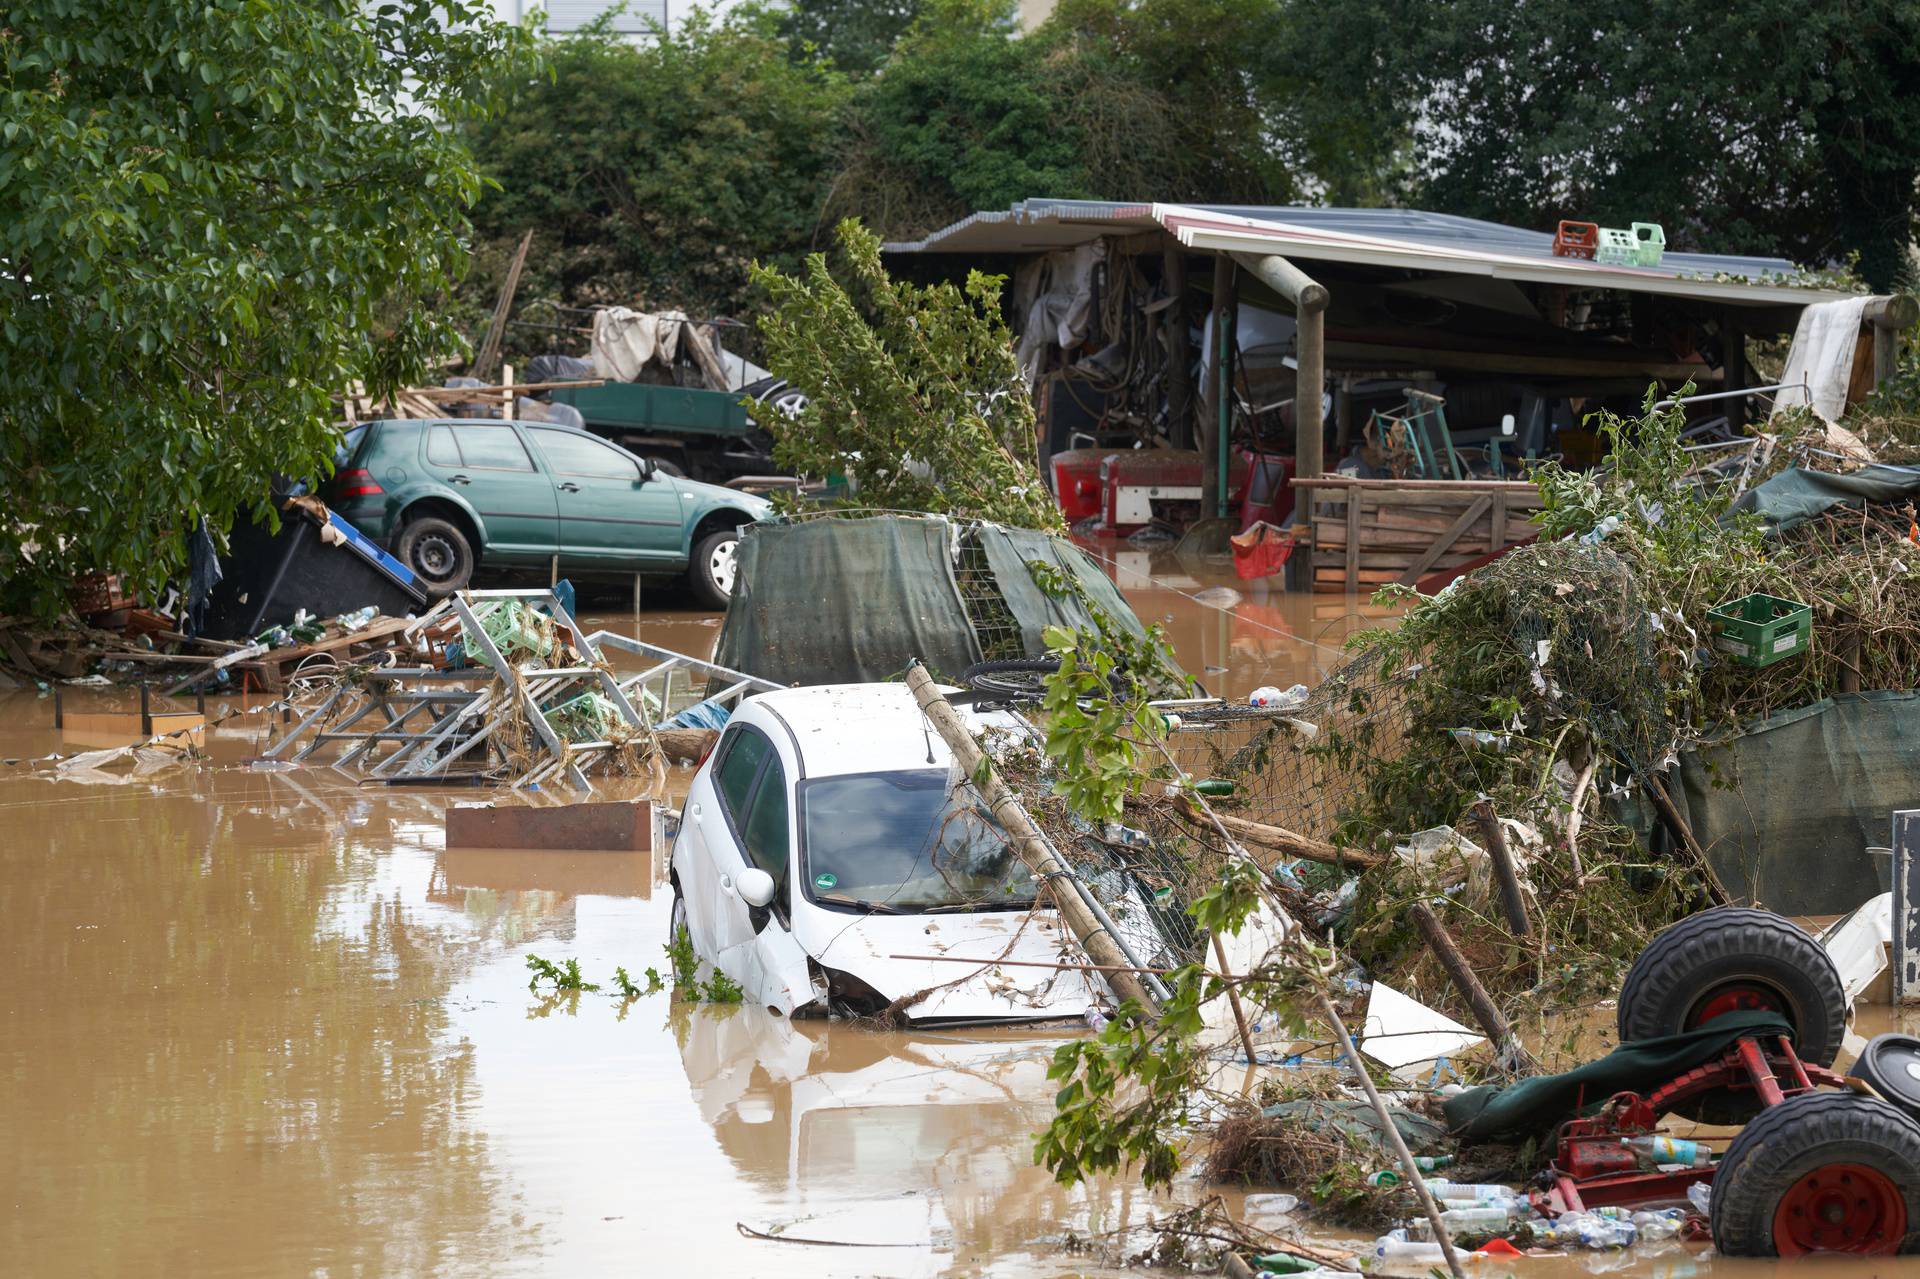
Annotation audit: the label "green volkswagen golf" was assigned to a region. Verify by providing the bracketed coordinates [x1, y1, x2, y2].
[326, 419, 773, 606]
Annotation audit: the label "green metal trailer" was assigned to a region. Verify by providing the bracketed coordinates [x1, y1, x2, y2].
[547, 381, 774, 483]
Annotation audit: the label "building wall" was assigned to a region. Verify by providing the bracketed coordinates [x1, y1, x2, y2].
[487, 0, 766, 37]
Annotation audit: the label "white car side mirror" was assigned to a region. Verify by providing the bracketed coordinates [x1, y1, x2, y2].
[738, 867, 777, 909]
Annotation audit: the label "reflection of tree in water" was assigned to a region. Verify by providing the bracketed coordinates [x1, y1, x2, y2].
[0, 770, 523, 1275]
[672, 1006, 1109, 1265]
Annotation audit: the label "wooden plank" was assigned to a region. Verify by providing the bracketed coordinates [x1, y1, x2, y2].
[1292, 476, 1538, 494]
[1344, 486, 1361, 593]
[1396, 495, 1492, 586]
[1490, 493, 1507, 550]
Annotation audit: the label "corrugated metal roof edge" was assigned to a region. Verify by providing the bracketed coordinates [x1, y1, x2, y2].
[882, 198, 1849, 304]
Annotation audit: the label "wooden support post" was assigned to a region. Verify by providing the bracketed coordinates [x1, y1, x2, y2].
[1231, 252, 1330, 484]
[632, 572, 644, 620]
[1162, 244, 1193, 451]
[1333, 377, 1354, 462]
[140, 683, 152, 737]
[1408, 902, 1537, 1074]
[501, 363, 515, 421]
[1343, 486, 1361, 594]
[1209, 257, 1239, 519]
[905, 664, 1159, 1013]
[1865, 295, 1918, 388]
[1469, 799, 1531, 937]
[53, 682, 64, 729]
[1721, 312, 1747, 427]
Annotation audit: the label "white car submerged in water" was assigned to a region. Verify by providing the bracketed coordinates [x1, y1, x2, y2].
[668, 683, 1109, 1025]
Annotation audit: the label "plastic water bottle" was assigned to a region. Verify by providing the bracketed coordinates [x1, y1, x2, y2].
[1631, 1207, 1686, 1241]
[1622, 1135, 1713, 1168]
[1579, 514, 1622, 545]
[1242, 1192, 1300, 1218]
[1422, 1180, 1521, 1202]
[1250, 1253, 1321, 1275]
[1408, 1203, 1527, 1237]
[1538, 1211, 1637, 1249]
[1373, 1237, 1450, 1263]
[1687, 1181, 1711, 1216]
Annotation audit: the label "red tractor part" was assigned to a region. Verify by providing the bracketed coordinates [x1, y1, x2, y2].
[1533, 909, 1920, 1257]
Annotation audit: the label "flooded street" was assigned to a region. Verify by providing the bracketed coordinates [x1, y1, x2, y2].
[0, 552, 1911, 1277]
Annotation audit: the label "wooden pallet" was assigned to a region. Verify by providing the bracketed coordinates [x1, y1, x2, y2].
[1298, 477, 1541, 594]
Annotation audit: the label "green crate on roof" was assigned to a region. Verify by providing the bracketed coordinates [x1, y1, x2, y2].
[1709, 592, 1811, 667]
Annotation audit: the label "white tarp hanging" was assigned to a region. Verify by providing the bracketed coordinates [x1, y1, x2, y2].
[1773, 297, 1869, 423]
[589, 307, 712, 383]
[1013, 241, 1106, 387]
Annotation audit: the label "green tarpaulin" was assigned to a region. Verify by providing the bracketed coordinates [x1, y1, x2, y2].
[713, 515, 1148, 687]
[1443, 1011, 1794, 1142]
[1730, 464, 1920, 534]
[1620, 692, 1920, 915]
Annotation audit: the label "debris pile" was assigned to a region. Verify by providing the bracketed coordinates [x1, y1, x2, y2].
[266, 589, 777, 794]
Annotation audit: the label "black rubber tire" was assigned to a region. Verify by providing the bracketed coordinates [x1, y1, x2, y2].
[669, 889, 689, 949]
[1849, 1034, 1920, 1123]
[688, 529, 739, 610]
[395, 515, 474, 597]
[1709, 1091, 1920, 1256]
[1617, 907, 1846, 1123]
[962, 658, 1060, 700]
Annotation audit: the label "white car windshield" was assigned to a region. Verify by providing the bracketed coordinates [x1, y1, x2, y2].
[797, 770, 1036, 913]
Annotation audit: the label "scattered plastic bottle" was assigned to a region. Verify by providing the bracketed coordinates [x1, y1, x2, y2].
[1250, 1252, 1322, 1275]
[1422, 1180, 1520, 1201]
[1406, 1203, 1528, 1237]
[1083, 1007, 1109, 1033]
[1535, 1211, 1637, 1250]
[1579, 514, 1623, 545]
[1687, 1181, 1712, 1216]
[1193, 778, 1236, 797]
[1630, 1207, 1686, 1242]
[1242, 1192, 1300, 1219]
[1622, 1135, 1713, 1169]
[1374, 1237, 1450, 1264]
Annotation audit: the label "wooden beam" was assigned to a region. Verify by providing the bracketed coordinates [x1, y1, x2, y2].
[472, 229, 532, 384]
[1344, 486, 1361, 594]
[1162, 244, 1193, 450]
[1395, 495, 1491, 585]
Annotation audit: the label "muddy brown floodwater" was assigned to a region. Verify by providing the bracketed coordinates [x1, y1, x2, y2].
[0, 548, 1911, 1276]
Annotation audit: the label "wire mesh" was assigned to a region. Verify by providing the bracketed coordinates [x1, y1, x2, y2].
[954, 527, 1027, 661]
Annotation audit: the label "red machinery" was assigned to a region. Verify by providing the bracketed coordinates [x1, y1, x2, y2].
[1525, 908, 1920, 1257]
[1049, 448, 1117, 523]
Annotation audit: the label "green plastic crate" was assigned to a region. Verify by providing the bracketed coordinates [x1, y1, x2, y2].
[1709, 592, 1811, 667]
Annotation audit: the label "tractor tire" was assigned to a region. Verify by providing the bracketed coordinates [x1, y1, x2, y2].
[1617, 907, 1845, 1124]
[1709, 1091, 1920, 1256]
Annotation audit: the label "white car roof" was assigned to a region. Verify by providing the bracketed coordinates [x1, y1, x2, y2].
[743, 682, 1007, 780]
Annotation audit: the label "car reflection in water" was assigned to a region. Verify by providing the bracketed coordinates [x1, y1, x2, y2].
[673, 1004, 1093, 1262]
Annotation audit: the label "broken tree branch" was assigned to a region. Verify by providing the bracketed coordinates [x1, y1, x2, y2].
[1160, 793, 1384, 868]
[906, 662, 1159, 1013]
[1468, 799, 1531, 937]
[1407, 901, 1537, 1075]
[1641, 772, 1733, 906]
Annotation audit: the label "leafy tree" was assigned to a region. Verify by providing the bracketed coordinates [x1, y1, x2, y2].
[777, 0, 923, 75]
[0, 1, 532, 616]
[827, 0, 1299, 238]
[1281, 0, 1920, 288]
[461, 9, 849, 349]
[749, 220, 1062, 530]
